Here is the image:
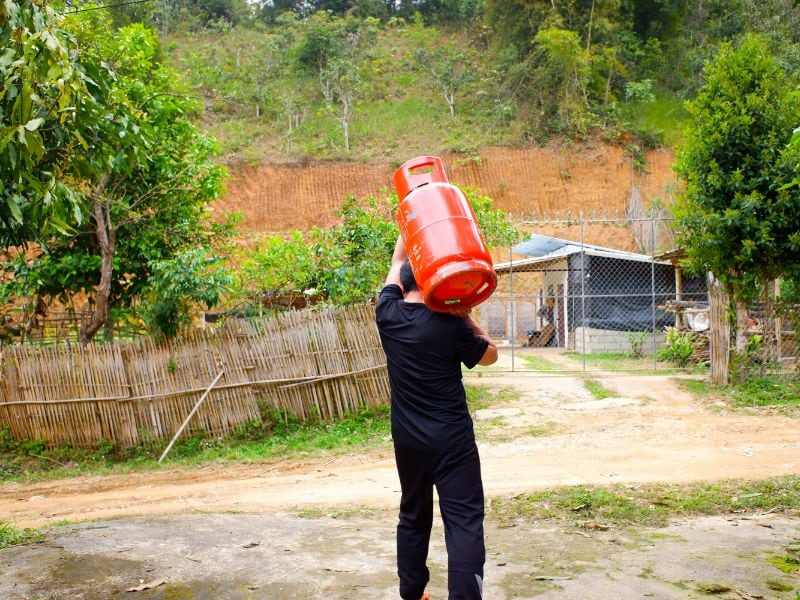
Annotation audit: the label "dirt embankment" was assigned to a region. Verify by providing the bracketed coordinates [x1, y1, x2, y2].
[214, 144, 678, 236]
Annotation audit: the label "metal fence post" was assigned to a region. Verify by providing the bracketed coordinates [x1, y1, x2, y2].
[651, 215, 658, 369]
[509, 230, 515, 372]
[580, 212, 586, 371]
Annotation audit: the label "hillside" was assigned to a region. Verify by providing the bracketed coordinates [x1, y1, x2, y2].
[216, 143, 678, 247]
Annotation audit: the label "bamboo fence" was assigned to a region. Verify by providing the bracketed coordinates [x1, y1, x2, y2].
[0, 305, 389, 448]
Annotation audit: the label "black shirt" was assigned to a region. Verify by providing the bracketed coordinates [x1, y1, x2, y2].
[375, 284, 489, 450]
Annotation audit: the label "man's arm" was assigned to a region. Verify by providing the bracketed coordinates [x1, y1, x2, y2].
[384, 234, 407, 288]
[451, 308, 498, 366]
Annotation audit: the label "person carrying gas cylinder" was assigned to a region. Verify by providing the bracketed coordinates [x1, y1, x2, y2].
[376, 235, 497, 600]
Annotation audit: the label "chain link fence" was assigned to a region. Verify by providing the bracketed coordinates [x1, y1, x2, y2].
[473, 213, 797, 374]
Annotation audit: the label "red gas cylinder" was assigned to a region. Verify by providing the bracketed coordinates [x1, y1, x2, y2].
[393, 155, 497, 312]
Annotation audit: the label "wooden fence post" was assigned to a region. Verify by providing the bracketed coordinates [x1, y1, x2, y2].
[708, 273, 730, 385]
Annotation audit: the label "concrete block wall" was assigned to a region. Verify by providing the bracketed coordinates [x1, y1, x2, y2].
[569, 327, 665, 354]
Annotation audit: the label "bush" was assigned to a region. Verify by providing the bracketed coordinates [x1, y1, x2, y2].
[627, 331, 648, 358]
[657, 328, 697, 367]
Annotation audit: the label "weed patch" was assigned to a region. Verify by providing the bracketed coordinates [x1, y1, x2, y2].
[765, 578, 794, 592]
[677, 376, 800, 410]
[584, 379, 614, 400]
[521, 355, 562, 371]
[729, 377, 800, 408]
[489, 475, 800, 528]
[525, 421, 560, 437]
[0, 404, 392, 483]
[0, 519, 42, 549]
[466, 384, 521, 413]
[767, 554, 800, 574]
[295, 506, 377, 520]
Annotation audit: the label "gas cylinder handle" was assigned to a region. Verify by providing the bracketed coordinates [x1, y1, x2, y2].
[393, 155, 448, 201]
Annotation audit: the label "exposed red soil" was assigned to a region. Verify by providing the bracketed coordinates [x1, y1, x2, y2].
[214, 144, 679, 241]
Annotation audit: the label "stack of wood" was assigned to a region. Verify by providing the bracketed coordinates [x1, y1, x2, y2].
[691, 332, 711, 364]
[658, 299, 711, 364]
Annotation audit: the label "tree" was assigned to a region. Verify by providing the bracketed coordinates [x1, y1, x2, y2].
[295, 14, 376, 152]
[484, 0, 554, 61]
[141, 247, 233, 340]
[673, 35, 800, 378]
[233, 231, 316, 308]
[319, 58, 364, 152]
[228, 189, 518, 310]
[2, 9, 230, 345]
[0, 0, 90, 247]
[74, 20, 227, 345]
[415, 44, 475, 119]
[311, 195, 399, 305]
[531, 27, 593, 134]
[313, 189, 518, 305]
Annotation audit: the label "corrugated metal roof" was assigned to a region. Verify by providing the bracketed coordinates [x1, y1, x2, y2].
[494, 234, 668, 274]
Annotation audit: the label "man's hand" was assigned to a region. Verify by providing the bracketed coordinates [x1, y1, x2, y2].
[456, 308, 498, 366]
[448, 307, 471, 319]
[384, 234, 407, 287]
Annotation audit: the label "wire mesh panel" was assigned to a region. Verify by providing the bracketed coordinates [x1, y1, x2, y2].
[480, 212, 715, 373]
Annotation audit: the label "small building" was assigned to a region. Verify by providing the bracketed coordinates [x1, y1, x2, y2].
[483, 235, 707, 353]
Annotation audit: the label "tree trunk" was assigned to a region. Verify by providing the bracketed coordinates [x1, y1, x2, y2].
[79, 195, 117, 347]
[734, 299, 749, 355]
[340, 94, 351, 152]
[708, 273, 730, 385]
[696, 0, 705, 44]
[773, 278, 782, 364]
[23, 294, 46, 341]
[760, 279, 780, 368]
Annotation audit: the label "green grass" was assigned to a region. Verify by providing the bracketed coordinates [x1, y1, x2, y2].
[767, 554, 800, 574]
[0, 404, 392, 483]
[166, 26, 514, 164]
[677, 376, 800, 409]
[583, 379, 615, 400]
[621, 90, 688, 148]
[0, 519, 42, 549]
[295, 506, 377, 520]
[1, 384, 522, 483]
[465, 384, 521, 413]
[489, 475, 800, 529]
[563, 351, 706, 375]
[521, 354, 562, 371]
[729, 376, 800, 407]
[525, 421, 560, 437]
[677, 377, 711, 397]
[564, 351, 652, 371]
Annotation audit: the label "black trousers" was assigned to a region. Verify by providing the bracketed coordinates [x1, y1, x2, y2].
[394, 441, 485, 600]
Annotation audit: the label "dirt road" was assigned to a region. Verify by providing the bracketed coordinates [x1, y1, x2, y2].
[1, 368, 799, 599]
[2, 371, 797, 529]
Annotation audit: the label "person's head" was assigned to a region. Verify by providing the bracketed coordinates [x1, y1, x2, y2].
[399, 259, 419, 294]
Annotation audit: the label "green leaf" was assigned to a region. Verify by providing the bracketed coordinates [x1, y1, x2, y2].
[23, 117, 43, 131]
[25, 130, 44, 159]
[73, 130, 88, 149]
[6, 195, 22, 224]
[41, 31, 59, 52]
[0, 126, 16, 150]
[0, 48, 13, 69]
